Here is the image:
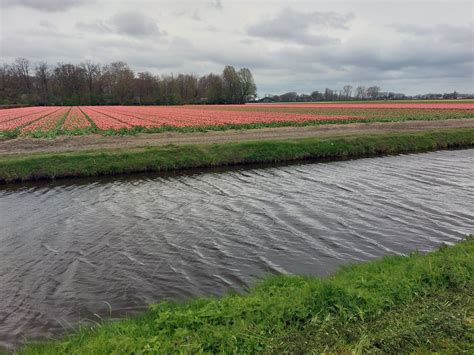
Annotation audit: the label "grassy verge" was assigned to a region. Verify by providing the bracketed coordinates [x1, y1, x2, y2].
[18, 237, 473, 354]
[0, 129, 473, 183]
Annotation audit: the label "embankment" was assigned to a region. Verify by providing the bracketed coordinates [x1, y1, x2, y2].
[0, 128, 473, 183]
[19, 237, 473, 353]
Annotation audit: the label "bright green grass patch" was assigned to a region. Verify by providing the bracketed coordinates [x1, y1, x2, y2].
[18, 237, 473, 354]
[0, 129, 473, 183]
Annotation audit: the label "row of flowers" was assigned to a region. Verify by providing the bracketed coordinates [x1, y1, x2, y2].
[0, 107, 60, 131]
[62, 107, 91, 130]
[0, 106, 51, 121]
[84, 106, 365, 128]
[229, 103, 474, 110]
[22, 107, 70, 132]
[1, 102, 472, 132]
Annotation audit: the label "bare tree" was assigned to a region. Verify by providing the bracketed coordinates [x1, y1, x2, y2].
[367, 86, 380, 100]
[14, 57, 32, 93]
[324, 88, 335, 101]
[35, 62, 50, 103]
[81, 61, 101, 104]
[135, 71, 158, 104]
[106, 62, 135, 104]
[342, 85, 353, 99]
[355, 86, 367, 100]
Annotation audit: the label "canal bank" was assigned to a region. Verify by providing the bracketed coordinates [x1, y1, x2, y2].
[18, 237, 473, 353]
[0, 128, 473, 183]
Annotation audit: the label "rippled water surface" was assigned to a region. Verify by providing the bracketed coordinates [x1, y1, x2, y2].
[1, 149, 473, 349]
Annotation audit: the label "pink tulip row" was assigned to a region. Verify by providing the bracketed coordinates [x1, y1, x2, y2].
[62, 107, 91, 130]
[82, 106, 157, 128]
[0, 107, 60, 131]
[2, 102, 471, 134]
[223, 103, 474, 110]
[80, 107, 136, 129]
[0, 106, 51, 122]
[87, 106, 364, 128]
[22, 107, 70, 132]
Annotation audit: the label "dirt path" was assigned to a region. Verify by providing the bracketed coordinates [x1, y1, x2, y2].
[1, 119, 473, 156]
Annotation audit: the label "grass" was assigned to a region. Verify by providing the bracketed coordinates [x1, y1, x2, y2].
[0, 129, 473, 183]
[17, 236, 474, 354]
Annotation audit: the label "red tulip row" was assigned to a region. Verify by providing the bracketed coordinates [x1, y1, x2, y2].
[22, 107, 70, 132]
[62, 107, 91, 130]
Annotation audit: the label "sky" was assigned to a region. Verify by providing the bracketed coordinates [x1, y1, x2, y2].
[0, 0, 473, 96]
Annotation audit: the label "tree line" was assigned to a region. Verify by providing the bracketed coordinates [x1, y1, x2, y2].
[261, 86, 471, 102]
[0, 58, 257, 106]
[261, 86, 390, 102]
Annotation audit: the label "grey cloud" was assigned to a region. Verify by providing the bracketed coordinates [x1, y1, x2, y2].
[272, 41, 473, 75]
[211, 0, 223, 10]
[390, 23, 473, 44]
[76, 12, 162, 38]
[76, 20, 112, 34]
[2, 0, 91, 12]
[247, 8, 353, 45]
[111, 12, 161, 37]
[39, 20, 56, 30]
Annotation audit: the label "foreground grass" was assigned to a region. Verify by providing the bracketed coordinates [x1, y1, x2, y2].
[19, 237, 473, 354]
[0, 129, 473, 183]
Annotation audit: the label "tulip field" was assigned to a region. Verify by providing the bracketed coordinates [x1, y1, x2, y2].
[0, 102, 473, 138]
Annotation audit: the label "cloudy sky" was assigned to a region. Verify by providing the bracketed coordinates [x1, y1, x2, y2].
[1, 0, 473, 95]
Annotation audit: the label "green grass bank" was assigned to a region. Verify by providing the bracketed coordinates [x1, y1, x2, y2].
[0, 128, 473, 183]
[18, 237, 473, 354]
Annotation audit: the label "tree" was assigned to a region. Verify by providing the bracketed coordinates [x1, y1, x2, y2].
[279, 92, 298, 102]
[35, 62, 50, 104]
[342, 85, 353, 99]
[176, 74, 198, 104]
[355, 86, 367, 100]
[14, 58, 32, 94]
[310, 90, 323, 101]
[367, 86, 380, 100]
[222, 65, 241, 104]
[104, 62, 135, 104]
[81, 61, 101, 104]
[198, 73, 224, 104]
[238, 68, 257, 103]
[0, 59, 258, 106]
[53, 63, 87, 105]
[324, 88, 335, 101]
[135, 71, 158, 104]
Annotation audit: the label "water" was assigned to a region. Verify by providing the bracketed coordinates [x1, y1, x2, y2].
[0, 149, 473, 349]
